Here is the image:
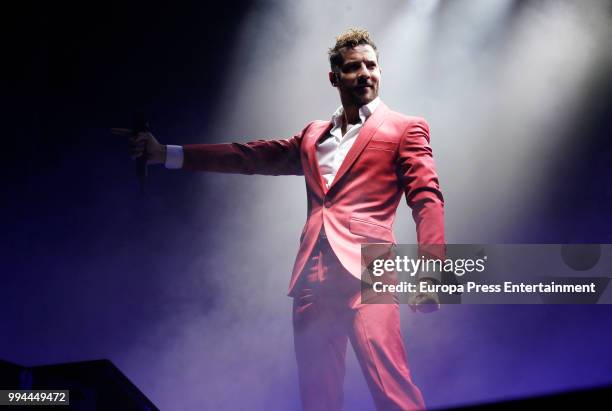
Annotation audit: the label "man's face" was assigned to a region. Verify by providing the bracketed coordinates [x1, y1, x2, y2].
[330, 44, 381, 107]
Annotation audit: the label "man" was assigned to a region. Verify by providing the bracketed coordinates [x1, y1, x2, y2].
[114, 28, 444, 411]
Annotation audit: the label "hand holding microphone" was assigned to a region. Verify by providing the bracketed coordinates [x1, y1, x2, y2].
[111, 118, 166, 193]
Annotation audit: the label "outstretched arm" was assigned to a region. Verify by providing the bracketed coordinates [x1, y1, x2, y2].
[182, 134, 303, 176]
[112, 123, 312, 176]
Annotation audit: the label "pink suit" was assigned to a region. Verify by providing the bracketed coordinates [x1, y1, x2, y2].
[182, 101, 445, 410]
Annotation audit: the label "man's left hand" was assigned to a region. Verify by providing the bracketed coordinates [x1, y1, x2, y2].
[409, 279, 440, 314]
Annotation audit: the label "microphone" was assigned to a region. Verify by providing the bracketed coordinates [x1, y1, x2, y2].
[133, 112, 150, 194]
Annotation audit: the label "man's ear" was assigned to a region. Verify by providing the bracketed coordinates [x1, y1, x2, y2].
[329, 71, 338, 87]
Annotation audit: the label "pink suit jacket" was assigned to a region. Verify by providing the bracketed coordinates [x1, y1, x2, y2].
[182, 101, 445, 296]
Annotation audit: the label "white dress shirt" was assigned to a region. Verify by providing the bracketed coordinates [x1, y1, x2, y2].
[164, 97, 381, 182]
[316, 97, 380, 187]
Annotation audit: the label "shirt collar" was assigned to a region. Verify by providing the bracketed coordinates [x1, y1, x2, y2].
[331, 97, 381, 129]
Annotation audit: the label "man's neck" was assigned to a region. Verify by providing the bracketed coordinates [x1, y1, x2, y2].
[343, 105, 360, 125]
[341, 105, 360, 136]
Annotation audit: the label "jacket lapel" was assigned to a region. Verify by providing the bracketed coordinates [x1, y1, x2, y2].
[327, 101, 389, 192]
[304, 121, 333, 196]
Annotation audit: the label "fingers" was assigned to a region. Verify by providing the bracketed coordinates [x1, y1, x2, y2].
[130, 133, 150, 143]
[416, 303, 439, 314]
[111, 128, 150, 140]
[409, 292, 440, 314]
[112, 128, 163, 164]
[415, 293, 437, 304]
[130, 149, 145, 159]
[112, 128, 157, 162]
[111, 128, 151, 143]
[129, 138, 148, 159]
[124, 131, 149, 159]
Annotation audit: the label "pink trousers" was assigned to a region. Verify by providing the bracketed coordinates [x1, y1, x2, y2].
[292, 235, 426, 411]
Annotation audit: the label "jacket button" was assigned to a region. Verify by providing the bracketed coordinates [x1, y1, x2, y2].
[324, 199, 332, 208]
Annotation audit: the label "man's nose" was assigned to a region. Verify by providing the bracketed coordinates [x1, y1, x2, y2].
[357, 63, 370, 79]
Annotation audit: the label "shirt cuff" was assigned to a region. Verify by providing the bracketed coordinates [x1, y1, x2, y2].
[165, 145, 184, 169]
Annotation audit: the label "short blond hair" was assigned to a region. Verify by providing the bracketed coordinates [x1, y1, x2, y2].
[328, 27, 379, 70]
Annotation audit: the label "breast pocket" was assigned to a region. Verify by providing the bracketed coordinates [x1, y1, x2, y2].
[366, 139, 397, 152]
